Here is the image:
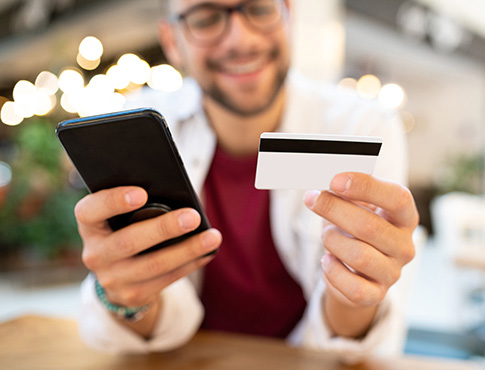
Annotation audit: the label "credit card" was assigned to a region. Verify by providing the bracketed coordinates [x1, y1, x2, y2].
[254, 132, 382, 190]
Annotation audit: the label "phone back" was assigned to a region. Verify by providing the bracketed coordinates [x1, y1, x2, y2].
[56, 108, 210, 253]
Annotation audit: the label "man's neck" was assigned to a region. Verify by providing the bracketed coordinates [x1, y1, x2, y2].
[203, 89, 286, 157]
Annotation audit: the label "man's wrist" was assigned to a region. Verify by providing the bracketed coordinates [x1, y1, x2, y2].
[323, 290, 379, 339]
[94, 277, 151, 322]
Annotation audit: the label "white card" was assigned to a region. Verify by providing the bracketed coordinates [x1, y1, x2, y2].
[254, 132, 382, 190]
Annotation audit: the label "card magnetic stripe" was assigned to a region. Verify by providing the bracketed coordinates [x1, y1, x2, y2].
[259, 138, 382, 156]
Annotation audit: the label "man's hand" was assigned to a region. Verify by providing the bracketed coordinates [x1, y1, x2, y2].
[304, 173, 419, 338]
[75, 186, 222, 336]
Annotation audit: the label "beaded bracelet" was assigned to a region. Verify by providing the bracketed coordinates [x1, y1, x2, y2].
[94, 278, 151, 322]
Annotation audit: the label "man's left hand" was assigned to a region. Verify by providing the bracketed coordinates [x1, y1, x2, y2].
[304, 172, 419, 336]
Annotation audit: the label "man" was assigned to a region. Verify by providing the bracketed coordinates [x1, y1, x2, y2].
[77, 0, 419, 363]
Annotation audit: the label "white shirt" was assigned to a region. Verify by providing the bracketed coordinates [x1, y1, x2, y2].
[79, 71, 409, 364]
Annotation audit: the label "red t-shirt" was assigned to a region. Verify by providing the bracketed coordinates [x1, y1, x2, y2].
[200, 145, 306, 338]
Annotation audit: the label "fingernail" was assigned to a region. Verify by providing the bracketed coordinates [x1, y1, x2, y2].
[125, 189, 146, 206]
[202, 229, 221, 250]
[304, 190, 320, 209]
[178, 210, 198, 231]
[321, 254, 332, 271]
[331, 174, 351, 194]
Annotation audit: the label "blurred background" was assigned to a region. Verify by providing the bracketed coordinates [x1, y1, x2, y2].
[0, 0, 485, 361]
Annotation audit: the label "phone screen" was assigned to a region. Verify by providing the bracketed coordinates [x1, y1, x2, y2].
[56, 109, 210, 253]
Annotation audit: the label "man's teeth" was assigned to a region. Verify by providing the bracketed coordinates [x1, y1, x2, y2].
[223, 59, 265, 74]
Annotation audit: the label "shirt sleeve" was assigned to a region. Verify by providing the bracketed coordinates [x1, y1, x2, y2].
[287, 278, 407, 365]
[78, 273, 204, 354]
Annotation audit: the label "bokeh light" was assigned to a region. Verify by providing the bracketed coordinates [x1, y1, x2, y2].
[399, 110, 416, 133]
[78, 36, 104, 61]
[131, 59, 151, 85]
[338, 77, 357, 90]
[60, 93, 78, 114]
[87, 74, 115, 94]
[1, 101, 24, 126]
[34, 93, 56, 116]
[35, 71, 59, 95]
[0, 162, 12, 188]
[117, 54, 151, 85]
[356, 74, 382, 100]
[106, 65, 131, 90]
[5, 47, 185, 121]
[77, 53, 101, 70]
[12, 80, 37, 118]
[148, 64, 183, 92]
[59, 69, 84, 93]
[379, 83, 405, 109]
[13, 80, 36, 102]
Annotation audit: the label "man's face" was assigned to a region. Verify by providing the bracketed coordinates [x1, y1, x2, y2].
[167, 0, 291, 116]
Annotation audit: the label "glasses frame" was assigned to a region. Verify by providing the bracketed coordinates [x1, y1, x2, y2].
[170, 0, 287, 47]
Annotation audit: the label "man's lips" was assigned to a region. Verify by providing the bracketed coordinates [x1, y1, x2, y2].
[208, 51, 275, 76]
[218, 56, 270, 75]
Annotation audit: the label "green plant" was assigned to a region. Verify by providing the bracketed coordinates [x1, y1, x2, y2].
[0, 117, 86, 259]
[435, 152, 484, 195]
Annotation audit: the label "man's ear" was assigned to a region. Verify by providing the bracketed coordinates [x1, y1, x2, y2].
[158, 21, 183, 69]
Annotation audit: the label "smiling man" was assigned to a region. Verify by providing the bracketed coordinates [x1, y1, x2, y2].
[77, 0, 419, 363]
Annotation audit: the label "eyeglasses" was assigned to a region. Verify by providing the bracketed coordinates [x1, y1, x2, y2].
[170, 0, 286, 46]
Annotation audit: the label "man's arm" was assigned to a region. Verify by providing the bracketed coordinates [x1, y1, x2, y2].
[304, 172, 418, 339]
[75, 186, 221, 338]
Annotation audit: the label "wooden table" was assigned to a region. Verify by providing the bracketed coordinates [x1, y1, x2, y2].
[0, 315, 479, 370]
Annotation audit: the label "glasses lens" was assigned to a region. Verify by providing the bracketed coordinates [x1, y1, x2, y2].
[245, 0, 282, 30]
[184, 6, 227, 43]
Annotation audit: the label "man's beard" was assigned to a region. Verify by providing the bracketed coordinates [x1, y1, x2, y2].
[202, 48, 289, 117]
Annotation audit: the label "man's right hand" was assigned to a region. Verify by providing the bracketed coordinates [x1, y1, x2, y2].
[75, 186, 221, 334]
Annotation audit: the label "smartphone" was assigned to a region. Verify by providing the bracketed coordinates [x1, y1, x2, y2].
[56, 108, 211, 255]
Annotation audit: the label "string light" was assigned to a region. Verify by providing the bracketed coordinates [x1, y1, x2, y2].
[148, 64, 183, 92]
[77, 53, 101, 70]
[79, 36, 104, 61]
[60, 93, 78, 114]
[338, 77, 357, 90]
[379, 83, 405, 109]
[35, 71, 59, 95]
[117, 54, 151, 85]
[1, 101, 23, 126]
[5, 53, 185, 120]
[356, 74, 382, 100]
[13, 80, 37, 118]
[59, 69, 84, 93]
[35, 93, 56, 116]
[106, 65, 130, 90]
[399, 110, 416, 133]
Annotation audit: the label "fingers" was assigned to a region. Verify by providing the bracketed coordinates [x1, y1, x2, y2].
[329, 172, 419, 229]
[76, 186, 222, 309]
[309, 173, 419, 310]
[101, 255, 215, 307]
[304, 173, 418, 261]
[105, 208, 204, 261]
[103, 228, 222, 284]
[90, 225, 222, 308]
[322, 253, 385, 307]
[76, 186, 148, 237]
[306, 190, 402, 257]
[82, 206, 210, 267]
[322, 225, 400, 287]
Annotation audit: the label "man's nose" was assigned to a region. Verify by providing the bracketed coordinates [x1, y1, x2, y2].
[222, 11, 261, 46]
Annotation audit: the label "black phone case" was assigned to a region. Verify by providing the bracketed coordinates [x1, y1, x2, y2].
[56, 108, 211, 254]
